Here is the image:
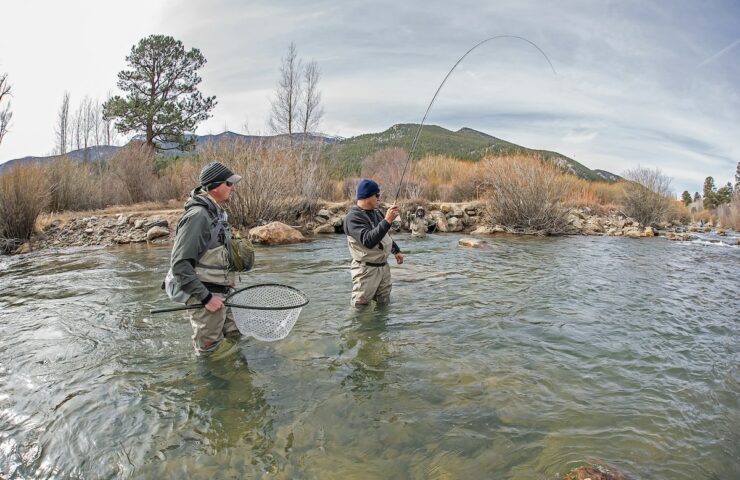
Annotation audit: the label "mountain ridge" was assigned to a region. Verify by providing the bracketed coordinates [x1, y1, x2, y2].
[0, 125, 621, 182]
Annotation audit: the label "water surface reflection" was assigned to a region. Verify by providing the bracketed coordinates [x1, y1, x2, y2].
[0, 235, 738, 479]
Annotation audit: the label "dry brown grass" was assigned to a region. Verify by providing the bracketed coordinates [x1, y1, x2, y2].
[668, 201, 691, 224]
[563, 177, 623, 213]
[693, 209, 718, 225]
[718, 197, 740, 229]
[354, 151, 635, 208]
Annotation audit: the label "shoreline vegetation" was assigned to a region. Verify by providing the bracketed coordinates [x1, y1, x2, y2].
[5, 195, 739, 256]
[0, 140, 740, 254]
[1, 140, 739, 255]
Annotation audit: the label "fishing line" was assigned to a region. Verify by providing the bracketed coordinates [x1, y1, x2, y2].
[393, 35, 557, 203]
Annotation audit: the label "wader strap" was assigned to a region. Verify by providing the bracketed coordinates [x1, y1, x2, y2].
[361, 261, 387, 267]
[202, 282, 232, 294]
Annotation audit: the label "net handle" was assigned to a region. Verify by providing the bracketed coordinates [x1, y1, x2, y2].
[151, 302, 304, 314]
[150, 283, 309, 314]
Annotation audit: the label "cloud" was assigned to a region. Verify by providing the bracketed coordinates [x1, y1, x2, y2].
[1, 0, 738, 195]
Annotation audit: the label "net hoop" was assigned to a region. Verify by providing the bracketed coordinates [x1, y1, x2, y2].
[225, 284, 309, 311]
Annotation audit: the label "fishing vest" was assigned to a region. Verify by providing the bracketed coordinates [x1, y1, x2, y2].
[195, 215, 236, 286]
[164, 205, 253, 304]
[347, 230, 393, 265]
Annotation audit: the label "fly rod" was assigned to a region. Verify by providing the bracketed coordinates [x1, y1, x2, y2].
[393, 35, 557, 204]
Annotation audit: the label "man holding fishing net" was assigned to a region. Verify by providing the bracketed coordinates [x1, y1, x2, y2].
[168, 162, 253, 356]
[344, 179, 404, 308]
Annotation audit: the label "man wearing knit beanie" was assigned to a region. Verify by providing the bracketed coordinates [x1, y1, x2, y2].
[199, 161, 242, 193]
[168, 162, 245, 357]
[343, 178, 404, 308]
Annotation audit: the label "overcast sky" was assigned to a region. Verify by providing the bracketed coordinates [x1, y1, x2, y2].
[1, 0, 738, 194]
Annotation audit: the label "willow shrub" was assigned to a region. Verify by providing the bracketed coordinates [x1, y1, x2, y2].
[718, 195, 740, 230]
[193, 138, 332, 228]
[481, 155, 571, 234]
[45, 156, 113, 212]
[0, 163, 49, 245]
[620, 167, 673, 226]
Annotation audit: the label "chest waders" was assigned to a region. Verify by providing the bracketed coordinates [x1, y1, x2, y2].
[347, 233, 393, 307]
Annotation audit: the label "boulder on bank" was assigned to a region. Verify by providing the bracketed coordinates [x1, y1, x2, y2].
[15, 242, 32, 254]
[471, 225, 505, 235]
[249, 222, 305, 245]
[313, 223, 336, 234]
[429, 210, 449, 232]
[447, 216, 464, 232]
[146, 226, 170, 241]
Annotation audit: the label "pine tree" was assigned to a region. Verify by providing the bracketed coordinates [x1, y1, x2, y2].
[716, 182, 733, 205]
[702, 176, 717, 210]
[102, 35, 216, 151]
[681, 191, 692, 205]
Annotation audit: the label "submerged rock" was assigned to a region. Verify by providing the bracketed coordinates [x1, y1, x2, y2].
[458, 238, 488, 248]
[562, 465, 628, 480]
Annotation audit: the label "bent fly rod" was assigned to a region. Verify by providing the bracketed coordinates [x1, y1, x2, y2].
[393, 35, 557, 204]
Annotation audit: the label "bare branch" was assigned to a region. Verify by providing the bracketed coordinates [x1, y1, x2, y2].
[299, 60, 324, 138]
[0, 72, 13, 146]
[55, 91, 71, 155]
[269, 42, 303, 145]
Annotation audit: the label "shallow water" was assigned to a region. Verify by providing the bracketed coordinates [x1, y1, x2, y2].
[0, 234, 738, 479]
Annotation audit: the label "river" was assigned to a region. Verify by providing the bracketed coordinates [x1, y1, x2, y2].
[0, 233, 738, 479]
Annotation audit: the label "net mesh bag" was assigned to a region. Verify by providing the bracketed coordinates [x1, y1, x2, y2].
[227, 284, 308, 341]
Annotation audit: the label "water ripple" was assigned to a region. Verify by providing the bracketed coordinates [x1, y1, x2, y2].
[0, 235, 738, 479]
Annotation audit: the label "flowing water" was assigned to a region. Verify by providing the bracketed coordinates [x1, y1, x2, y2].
[0, 234, 738, 479]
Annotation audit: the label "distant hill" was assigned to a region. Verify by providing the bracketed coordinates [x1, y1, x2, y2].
[0, 145, 120, 173]
[324, 124, 616, 182]
[0, 131, 341, 172]
[131, 131, 341, 156]
[1, 126, 620, 183]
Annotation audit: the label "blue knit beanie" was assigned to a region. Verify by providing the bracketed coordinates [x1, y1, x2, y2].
[356, 179, 380, 200]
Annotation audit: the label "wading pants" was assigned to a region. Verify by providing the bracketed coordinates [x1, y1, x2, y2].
[350, 261, 392, 307]
[187, 293, 241, 355]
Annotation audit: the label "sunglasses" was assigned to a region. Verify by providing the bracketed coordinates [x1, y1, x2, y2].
[208, 180, 235, 190]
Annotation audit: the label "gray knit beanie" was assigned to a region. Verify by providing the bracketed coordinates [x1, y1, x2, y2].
[199, 162, 242, 190]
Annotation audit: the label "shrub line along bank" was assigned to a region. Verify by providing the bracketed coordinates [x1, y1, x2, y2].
[7, 202, 732, 255]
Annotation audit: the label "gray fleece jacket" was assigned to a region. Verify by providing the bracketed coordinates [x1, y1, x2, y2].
[170, 188, 227, 303]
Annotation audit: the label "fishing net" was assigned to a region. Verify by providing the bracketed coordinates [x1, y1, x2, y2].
[226, 284, 308, 341]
